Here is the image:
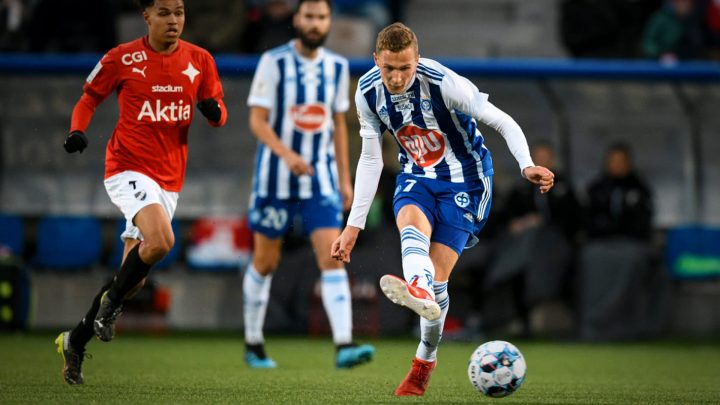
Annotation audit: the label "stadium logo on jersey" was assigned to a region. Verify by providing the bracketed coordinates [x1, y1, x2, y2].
[121, 51, 148, 66]
[152, 85, 184, 93]
[137, 100, 191, 122]
[291, 104, 327, 132]
[396, 125, 446, 168]
[421, 99, 432, 111]
[455, 192, 470, 208]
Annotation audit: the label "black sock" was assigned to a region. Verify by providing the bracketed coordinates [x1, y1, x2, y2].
[69, 279, 113, 351]
[336, 343, 356, 353]
[107, 244, 152, 303]
[246, 343, 268, 359]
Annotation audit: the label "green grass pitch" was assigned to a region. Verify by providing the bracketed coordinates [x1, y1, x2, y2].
[0, 333, 719, 404]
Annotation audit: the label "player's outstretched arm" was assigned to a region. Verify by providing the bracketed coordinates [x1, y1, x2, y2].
[523, 166, 555, 194]
[333, 112, 353, 210]
[331, 136, 384, 262]
[64, 93, 99, 154]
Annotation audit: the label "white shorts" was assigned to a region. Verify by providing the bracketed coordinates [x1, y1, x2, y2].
[104, 170, 179, 241]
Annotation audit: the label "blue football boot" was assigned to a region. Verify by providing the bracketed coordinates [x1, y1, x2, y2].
[244, 344, 277, 369]
[336, 343, 375, 369]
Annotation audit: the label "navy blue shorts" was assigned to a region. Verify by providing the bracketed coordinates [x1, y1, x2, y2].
[248, 193, 343, 239]
[392, 173, 493, 256]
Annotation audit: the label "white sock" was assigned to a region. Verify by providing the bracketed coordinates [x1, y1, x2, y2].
[243, 263, 272, 345]
[320, 268, 353, 345]
[400, 226, 435, 298]
[416, 281, 449, 362]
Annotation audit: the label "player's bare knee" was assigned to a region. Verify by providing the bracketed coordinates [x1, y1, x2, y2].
[141, 237, 173, 264]
[253, 255, 280, 275]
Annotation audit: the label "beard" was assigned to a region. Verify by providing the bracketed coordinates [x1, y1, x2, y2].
[297, 28, 328, 50]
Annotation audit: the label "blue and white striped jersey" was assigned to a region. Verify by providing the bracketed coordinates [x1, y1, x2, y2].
[248, 41, 350, 199]
[356, 58, 493, 183]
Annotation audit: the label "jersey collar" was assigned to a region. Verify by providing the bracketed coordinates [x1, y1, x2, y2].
[142, 35, 183, 55]
[290, 39, 325, 64]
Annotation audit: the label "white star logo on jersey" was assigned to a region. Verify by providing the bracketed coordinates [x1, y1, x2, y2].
[182, 62, 200, 83]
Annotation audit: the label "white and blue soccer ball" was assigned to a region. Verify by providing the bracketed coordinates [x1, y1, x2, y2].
[468, 340, 527, 397]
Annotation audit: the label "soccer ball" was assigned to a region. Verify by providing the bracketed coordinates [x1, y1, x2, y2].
[467, 340, 527, 397]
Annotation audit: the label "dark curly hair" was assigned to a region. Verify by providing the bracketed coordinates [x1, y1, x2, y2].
[134, 0, 155, 10]
[135, 0, 184, 11]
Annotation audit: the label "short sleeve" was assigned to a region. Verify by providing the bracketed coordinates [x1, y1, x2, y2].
[441, 70, 489, 121]
[333, 59, 350, 113]
[82, 50, 119, 104]
[247, 53, 279, 109]
[198, 51, 224, 101]
[355, 86, 384, 139]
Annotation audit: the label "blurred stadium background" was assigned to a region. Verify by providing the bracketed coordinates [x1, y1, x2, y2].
[1, 0, 720, 344]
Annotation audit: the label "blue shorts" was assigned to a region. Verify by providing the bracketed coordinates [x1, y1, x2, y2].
[392, 173, 493, 256]
[248, 193, 343, 239]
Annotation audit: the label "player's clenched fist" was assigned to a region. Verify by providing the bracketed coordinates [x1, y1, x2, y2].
[64, 131, 88, 154]
[522, 166, 555, 194]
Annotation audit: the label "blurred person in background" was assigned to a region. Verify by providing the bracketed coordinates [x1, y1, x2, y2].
[579, 142, 661, 341]
[331, 22, 554, 396]
[55, 0, 227, 385]
[487, 141, 581, 337]
[615, 0, 665, 57]
[0, 0, 26, 51]
[243, 0, 374, 370]
[701, 0, 720, 58]
[642, 0, 706, 61]
[585, 142, 653, 241]
[505, 142, 581, 241]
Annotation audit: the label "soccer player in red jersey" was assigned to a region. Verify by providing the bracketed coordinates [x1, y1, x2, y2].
[54, 0, 227, 385]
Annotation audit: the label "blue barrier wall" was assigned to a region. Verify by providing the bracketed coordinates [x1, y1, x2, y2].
[1, 54, 719, 81]
[1, 55, 719, 225]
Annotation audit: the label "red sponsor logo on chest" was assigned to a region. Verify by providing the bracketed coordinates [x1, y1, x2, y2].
[291, 104, 327, 132]
[396, 125, 446, 168]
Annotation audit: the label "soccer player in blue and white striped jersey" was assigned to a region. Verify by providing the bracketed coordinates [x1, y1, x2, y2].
[243, 0, 374, 370]
[331, 23, 554, 396]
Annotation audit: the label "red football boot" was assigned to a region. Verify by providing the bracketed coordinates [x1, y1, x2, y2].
[394, 357, 437, 396]
[379, 274, 441, 321]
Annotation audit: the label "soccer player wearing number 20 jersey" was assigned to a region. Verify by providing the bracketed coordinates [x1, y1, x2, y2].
[55, 0, 227, 385]
[331, 23, 555, 396]
[243, 0, 374, 370]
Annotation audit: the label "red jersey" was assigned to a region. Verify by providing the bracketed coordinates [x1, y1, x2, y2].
[70, 36, 227, 192]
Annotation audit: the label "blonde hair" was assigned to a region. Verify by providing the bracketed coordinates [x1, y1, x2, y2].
[375, 22, 418, 54]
